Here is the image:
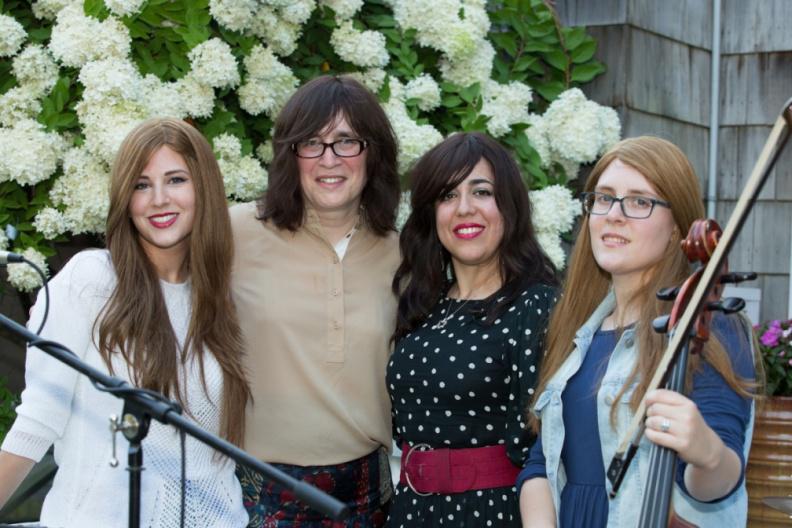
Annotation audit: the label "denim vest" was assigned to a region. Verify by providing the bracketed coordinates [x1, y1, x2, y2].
[533, 292, 754, 527]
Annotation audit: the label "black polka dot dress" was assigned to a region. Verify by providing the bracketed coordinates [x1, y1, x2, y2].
[386, 283, 556, 527]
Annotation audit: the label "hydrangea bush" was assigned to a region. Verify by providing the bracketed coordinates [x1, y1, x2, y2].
[756, 319, 792, 396]
[0, 0, 621, 291]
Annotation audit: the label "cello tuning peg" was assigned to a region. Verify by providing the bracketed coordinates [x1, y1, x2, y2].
[656, 287, 679, 301]
[707, 297, 746, 314]
[719, 272, 758, 284]
[652, 315, 671, 334]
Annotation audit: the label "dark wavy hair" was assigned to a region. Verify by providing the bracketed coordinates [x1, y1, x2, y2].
[392, 132, 558, 342]
[258, 75, 400, 235]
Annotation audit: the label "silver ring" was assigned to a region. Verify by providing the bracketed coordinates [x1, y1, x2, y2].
[660, 419, 671, 433]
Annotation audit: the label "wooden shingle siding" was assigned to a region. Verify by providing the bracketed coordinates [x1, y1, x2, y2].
[721, 0, 792, 54]
[719, 53, 792, 126]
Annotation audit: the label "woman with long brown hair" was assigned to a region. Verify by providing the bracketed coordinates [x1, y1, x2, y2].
[0, 118, 251, 527]
[388, 132, 557, 526]
[518, 136, 757, 527]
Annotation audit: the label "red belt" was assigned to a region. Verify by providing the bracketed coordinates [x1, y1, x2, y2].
[399, 442, 520, 495]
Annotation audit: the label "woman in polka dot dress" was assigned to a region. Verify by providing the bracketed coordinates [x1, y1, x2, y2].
[387, 132, 558, 526]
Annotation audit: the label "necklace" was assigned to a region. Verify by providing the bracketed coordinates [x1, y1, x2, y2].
[432, 297, 471, 330]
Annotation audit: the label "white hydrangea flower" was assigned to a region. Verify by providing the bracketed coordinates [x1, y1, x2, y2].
[525, 113, 550, 166]
[0, 119, 66, 186]
[530, 184, 580, 235]
[346, 68, 386, 93]
[32, 0, 78, 20]
[320, 0, 363, 20]
[396, 191, 412, 231]
[12, 44, 60, 96]
[481, 80, 532, 138]
[140, 74, 186, 119]
[175, 74, 216, 119]
[384, 86, 443, 172]
[330, 21, 389, 68]
[404, 74, 441, 112]
[79, 103, 147, 164]
[438, 39, 494, 87]
[0, 14, 27, 58]
[220, 156, 268, 200]
[526, 89, 622, 177]
[535, 230, 566, 270]
[249, 7, 301, 57]
[213, 133, 243, 159]
[238, 44, 298, 117]
[279, 0, 316, 25]
[213, 134, 268, 199]
[391, 0, 489, 62]
[50, 146, 111, 234]
[188, 38, 240, 89]
[209, 0, 255, 32]
[7, 248, 49, 292]
[49, 5, 131, 68]
[541, 88, 622, 165]
[0, 88, 42, 128]
[78, 58, 141, 105]
[33, 207, 68, 239]
[256, 140, 274, 163]
[105, 0, 146, 17]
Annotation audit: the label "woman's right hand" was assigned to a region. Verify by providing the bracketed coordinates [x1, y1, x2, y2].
[519, 477, 557, 527]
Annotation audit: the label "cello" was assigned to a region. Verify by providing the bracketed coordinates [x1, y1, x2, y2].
[606, 98, 792, 526]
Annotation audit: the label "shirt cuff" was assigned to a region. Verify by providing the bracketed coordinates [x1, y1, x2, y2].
[1, 415, 57, 462]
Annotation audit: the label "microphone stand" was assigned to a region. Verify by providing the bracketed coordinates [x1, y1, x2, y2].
[0, 312, 349, 527]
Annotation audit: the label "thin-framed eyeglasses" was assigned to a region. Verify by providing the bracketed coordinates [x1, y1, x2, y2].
[580, 191, 671, 219]
[291, 138, 368, 159]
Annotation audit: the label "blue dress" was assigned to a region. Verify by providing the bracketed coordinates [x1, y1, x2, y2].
[517, 315, 754, 527]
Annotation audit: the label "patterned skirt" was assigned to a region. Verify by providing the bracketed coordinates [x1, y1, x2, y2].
[237, 449, 391, 528]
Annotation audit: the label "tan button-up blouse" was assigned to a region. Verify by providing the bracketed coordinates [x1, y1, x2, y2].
[230, 202, 400, 465]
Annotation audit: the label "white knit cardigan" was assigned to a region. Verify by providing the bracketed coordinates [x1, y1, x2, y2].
[2, 250, 248, 527]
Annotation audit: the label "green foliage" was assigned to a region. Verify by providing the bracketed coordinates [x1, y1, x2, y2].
[0, 376, 18, 443]
[489, 0, 605, 108]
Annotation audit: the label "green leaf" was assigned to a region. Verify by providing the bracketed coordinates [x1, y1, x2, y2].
[459, 83, 480, 103]
[533, 80, 566, 101]
[490, 33, 517, 57]
[442, 95, 462, 108]
[562, 27, 587, 50]
[51, 76, 70, 112]
[571, 62, 605, 83]
[83, 0, 110, 20]
[571, 39, 597, 63]
[522, 41, 553, 53]
[543, 49, 568, 72]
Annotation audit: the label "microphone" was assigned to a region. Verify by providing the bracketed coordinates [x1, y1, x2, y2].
[0, 250, 24, 264]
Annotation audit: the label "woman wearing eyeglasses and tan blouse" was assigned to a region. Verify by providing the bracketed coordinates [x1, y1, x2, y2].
[229, 75, 401, 527]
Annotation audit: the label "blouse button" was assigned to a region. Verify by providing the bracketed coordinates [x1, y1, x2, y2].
[604, 395, 615, 406]
[333, 320, 341, 330]
[624, 337, 634, 348]
[331, 288, 339, 296]
[332, 256, 340, 264]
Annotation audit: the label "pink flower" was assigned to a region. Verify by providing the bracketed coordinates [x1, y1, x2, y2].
[787, 358, 792, 367]
[781, 350, 787, 357]
[761, 327, 782, 347]
[771, 319, 782, 329]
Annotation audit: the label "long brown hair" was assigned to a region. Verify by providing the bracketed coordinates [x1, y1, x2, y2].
[531, 136, 754, 430]
[392, 132, 557, 342]
[97, 118, 251, 446]
[260, 75, 400, 235]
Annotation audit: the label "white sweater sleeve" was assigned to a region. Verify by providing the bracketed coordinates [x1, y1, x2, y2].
[2, 251, 112, 462]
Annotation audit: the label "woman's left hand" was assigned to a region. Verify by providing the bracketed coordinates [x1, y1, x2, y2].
[643, 388, 723, 470]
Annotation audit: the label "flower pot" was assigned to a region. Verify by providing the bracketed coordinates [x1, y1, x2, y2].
[746, 396, 792, 526]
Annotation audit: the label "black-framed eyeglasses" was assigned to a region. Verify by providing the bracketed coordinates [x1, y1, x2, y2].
[580, 191, 671, 219]
[291, 138, 368, 159]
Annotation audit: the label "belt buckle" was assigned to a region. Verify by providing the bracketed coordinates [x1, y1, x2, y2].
[403, 443, 434, 497]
